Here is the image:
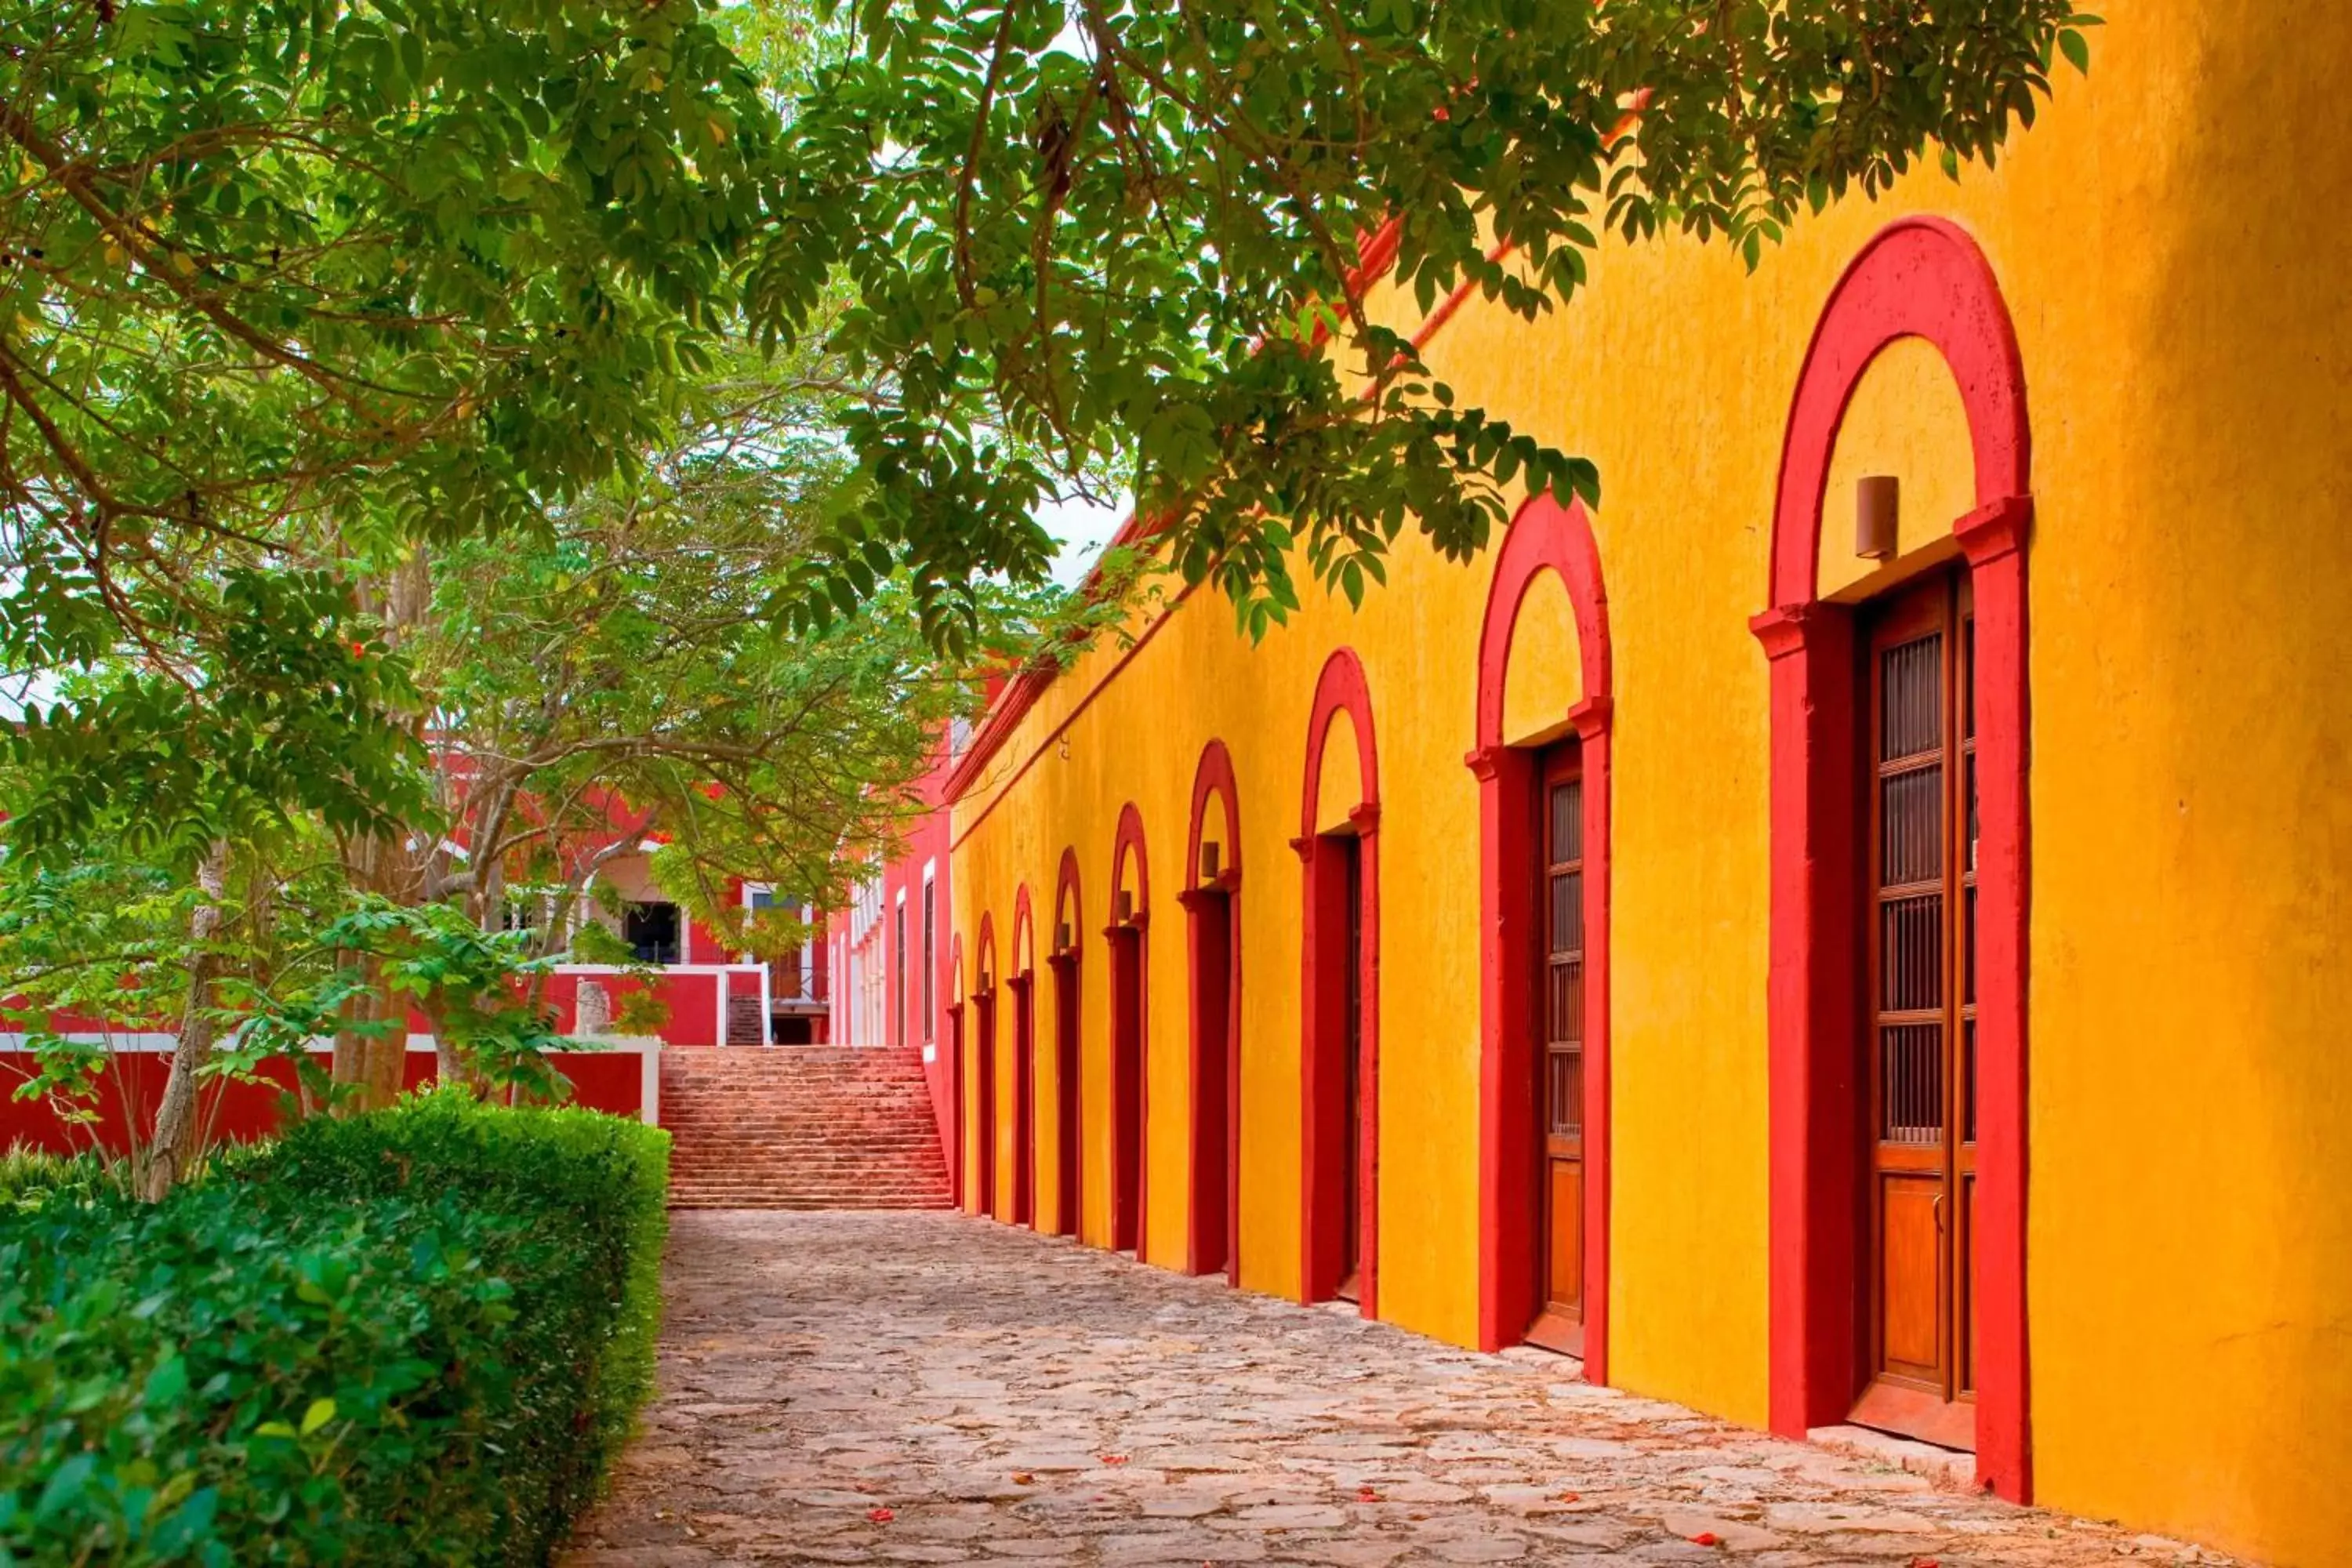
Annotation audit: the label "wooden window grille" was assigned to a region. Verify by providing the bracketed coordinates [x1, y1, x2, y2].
[1546, 777, 1584, 1139]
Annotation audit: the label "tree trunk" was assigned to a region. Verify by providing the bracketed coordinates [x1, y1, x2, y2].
[137, 843, 229, 1202]
[333, 831, 412, 1112]
[332, 949, 408, 1112]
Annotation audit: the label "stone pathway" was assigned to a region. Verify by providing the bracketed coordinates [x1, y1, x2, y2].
[564, 1213, 2236, 1566]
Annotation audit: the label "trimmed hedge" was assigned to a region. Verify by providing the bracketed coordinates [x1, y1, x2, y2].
[0, 1091, 669, 1565]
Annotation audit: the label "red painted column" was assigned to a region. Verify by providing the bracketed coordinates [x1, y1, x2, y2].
[1468, 743, 1537, 1352]
[1958, 495, 2034, 1502]
[1752, 601, 1864, 1439]
[1573, 696, 1614, 1387]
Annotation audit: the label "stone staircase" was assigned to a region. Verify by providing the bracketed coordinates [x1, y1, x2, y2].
[660, 1047, 954, 1210]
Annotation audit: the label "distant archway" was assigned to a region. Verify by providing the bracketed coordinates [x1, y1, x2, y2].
[1009, 886, 1038, 1229]
[1181, 740, 1244, 1282]
[1107, 804, 1151, 1257]
[1048, 849, 1084, 1238]
[1294, 650, 1380, 1316]
[971, 913, 999, 1218]
[1466, 492, 1615, 1377]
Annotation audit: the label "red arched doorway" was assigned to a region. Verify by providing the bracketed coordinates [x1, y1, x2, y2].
[1181, 741, 1243, 1282]
[1296, 650, 1379, 1316]
[1467, 493, 1615, 1378]
[1750, 215, 2033, 1500]
[971, 915, 999, 1219]
[1048, 850, 1084, 1238]
[1107, 805, 1150, 1258]
[1009, 887, 1038, 1229]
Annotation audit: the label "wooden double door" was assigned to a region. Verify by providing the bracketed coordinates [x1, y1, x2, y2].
[1852, 570, 1979, 1451]
[1526, 743, 1586, 1355]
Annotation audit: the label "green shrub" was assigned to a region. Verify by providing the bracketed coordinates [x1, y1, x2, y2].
[0, 1142, 118, 1211]
[0, 1091, 669, 1565]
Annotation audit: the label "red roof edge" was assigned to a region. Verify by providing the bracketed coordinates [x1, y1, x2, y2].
[942, 219, 1411, 806]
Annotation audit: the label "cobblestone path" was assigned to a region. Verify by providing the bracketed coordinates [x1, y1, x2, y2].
[564, 1212, 2234, 1567]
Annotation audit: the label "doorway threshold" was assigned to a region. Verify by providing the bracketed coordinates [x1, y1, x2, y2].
[1806, 1425, 1977, 1493]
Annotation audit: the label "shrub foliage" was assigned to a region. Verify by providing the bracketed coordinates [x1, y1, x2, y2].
[0, 1094, 669, 1565]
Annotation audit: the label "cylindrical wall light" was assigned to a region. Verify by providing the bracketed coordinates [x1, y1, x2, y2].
[1199, 840, 1221, 882]
[1857, 474, 1900, 561]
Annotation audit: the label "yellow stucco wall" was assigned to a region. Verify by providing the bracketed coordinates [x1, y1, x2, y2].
[949, 4, 2352, 1563]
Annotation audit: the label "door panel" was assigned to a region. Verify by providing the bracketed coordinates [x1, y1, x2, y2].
[1547, 1161, 1583, 1308]
[1878, 1173, 1944, 1378]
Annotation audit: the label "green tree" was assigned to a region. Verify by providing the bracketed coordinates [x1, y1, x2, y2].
[0, 0, 796, 855]
[754, 0, 2096, 637]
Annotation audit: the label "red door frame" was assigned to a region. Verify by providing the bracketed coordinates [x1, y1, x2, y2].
[1049, 848, 1083, 1238]
[972, 913, 998, 1219]
[1107, 804, 1151, 1258]
[1749, 216, 2033, 1501]
[1181, 739, 1244, 1282]
[1466, 493, 1615, 1381]
[1295, 649, 1381, 1316]
[1011, 884, 1037, 1229]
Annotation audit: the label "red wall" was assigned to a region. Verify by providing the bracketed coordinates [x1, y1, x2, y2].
[0, 1047, 651, 1156]
[826, 733, 957, 1156]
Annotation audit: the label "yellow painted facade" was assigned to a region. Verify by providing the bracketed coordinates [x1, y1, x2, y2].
[944, 4, 2352, 1563]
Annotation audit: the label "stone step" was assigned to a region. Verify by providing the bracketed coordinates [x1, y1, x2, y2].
[658, 1045, 950, 1213]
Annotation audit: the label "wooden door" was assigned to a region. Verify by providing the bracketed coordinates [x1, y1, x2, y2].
[948, 1004, 965, 1208]
[1526, 746, 1586, 1355]
[975, 992, 997, 1218]
[1189, 891, 1233, 1276]
[1051, 955, 1080, 1237]
[1012, 978, 1036, 1228]
[1853, 570, 1978, 1451]
[1335, 837, 1364, 1301]
[1109, 926, 1144, 1254]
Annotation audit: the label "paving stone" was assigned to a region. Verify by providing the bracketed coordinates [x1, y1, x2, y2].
[561, 1213, 2241, 1568]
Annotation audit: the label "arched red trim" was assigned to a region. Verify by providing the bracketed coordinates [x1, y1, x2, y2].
[1295, 649, 1381, 1316]
[972, 913, 1000, 1221]
[1107, 804, 1152, 1258]
[1180, 740, 1245, 1283]
[1009, 885, 1038, 1229]
[1049, 848, 1084, 1238]
[1465, 493, 1615, 1382]
[1751, 216, 2033, 1501]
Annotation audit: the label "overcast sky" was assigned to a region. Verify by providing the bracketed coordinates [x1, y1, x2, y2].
[1039, 490, 1132, 586]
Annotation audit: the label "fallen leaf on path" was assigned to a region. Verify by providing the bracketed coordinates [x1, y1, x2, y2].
[1012, 1472, 1035, 1485]
[866, 1508, 895, 1524]
[1689, 1532, 1721, 1547]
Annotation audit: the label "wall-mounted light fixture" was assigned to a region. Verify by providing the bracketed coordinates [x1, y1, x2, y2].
[1116, 889, 1135, 924]
[1856, 474, 1900, 561]
[1056, 920, 1073, 953]
[1200, 840, 1221, 882]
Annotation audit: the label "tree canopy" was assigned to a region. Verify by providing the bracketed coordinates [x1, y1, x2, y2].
[0, 0, 2095, 1181]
